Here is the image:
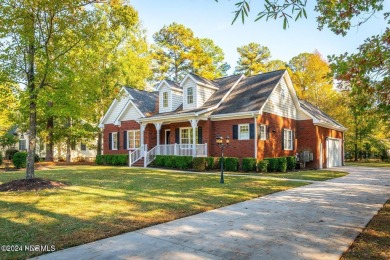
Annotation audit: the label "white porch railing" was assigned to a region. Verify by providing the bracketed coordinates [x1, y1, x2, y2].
[129, 144, 146, 167]
[143, 143, 208, 167]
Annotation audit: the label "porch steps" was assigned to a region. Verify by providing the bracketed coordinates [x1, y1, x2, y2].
[132, 158, 145, 167]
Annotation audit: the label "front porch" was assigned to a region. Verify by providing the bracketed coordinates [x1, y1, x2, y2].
[130, 117, 211, 167]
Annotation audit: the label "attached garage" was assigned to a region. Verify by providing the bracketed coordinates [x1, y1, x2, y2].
[327, 138, 342, 168]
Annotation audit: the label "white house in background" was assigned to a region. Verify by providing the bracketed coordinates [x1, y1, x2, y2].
[6, 126, 96, 161]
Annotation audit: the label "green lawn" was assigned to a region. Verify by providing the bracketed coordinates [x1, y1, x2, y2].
[225, 170, 348, 181]
[346, 161, 390, 168]
[0, 166, 307, 259]
[341, 199, 390, 259]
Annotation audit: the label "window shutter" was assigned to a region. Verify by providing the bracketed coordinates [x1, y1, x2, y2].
[117, 132, 120, 149]
[282, 129, 285, 150]
[249, 123, 255, 139]
[232, 125, 238, 139]
[198, 127, 202, 144]
[292, 130, 295, 150]
[109, 133, 112, 150]
[175, 128, 180, 144]
[123, 131, 127, 150]
[266, 125, 270, 140]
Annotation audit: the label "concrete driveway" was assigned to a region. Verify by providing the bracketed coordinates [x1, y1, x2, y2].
[35, 166, 390, 260]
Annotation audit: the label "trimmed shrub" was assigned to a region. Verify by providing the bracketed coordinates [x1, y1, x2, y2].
[242, 157, 256, 172]
[105, 155, 113, 165]
[12, 152, 28, 168]
[225, 157, 239, 171]
[117, 155, 128, 165]
[0, 153, 3, 165]
[5, 149, 18, 160]
[257, 160, 268, 173]
[277, 157, 287, 172]
[96, 155, 104, 165]
[264, 158, 278, 172]
[164, 156, 176, 168]
[205, 157, 214, 170]
[193, 157, 206, 171]
[175, 156, 193, 170]
[155, 155, 165, 167]
[286, 156, 296, 171]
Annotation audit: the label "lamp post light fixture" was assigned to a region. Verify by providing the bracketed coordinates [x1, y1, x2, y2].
[216, 135, 230, 184]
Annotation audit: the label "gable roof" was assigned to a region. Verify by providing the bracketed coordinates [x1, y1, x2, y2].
[155, 79, 182, 91]
[124, 87, 158, 116]
[141, 74, 243, 119]
[188, 73, 219, 88]
[299, 100, 346, 130]
[165, 79, 182, 89]
[211, 70, 286, 115]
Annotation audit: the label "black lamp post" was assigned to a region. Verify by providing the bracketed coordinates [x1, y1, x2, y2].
[216, 135, 230, 184]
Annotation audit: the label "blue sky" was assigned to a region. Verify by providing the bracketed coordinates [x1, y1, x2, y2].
[131, 0, 388, 73]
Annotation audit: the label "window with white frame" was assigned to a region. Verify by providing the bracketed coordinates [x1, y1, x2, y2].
[19, 140, 26, 150]
[127, 130, 140, 149]
[163, 91, 168, 108]
[259, 124, 267, 140]
[238, 124, 250, 140]
[283, 129, 293, 150]
[187, 87, 194, 104]
[80, 143, 87, 151]
[112, 132, 118, 150]
[180, 127, 198, 145]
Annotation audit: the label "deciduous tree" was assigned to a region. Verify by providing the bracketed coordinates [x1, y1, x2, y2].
[235, 42, 271, 75]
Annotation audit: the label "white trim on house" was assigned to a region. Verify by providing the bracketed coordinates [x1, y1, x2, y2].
[99, 99, 119, 128]
[210, 111, 258, 121]
[315, 122, 347, 132]
[180, 74, 219, 90]
[155, 80, 183, 92]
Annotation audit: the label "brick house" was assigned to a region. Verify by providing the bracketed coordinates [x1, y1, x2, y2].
[99, 70, 346, 168]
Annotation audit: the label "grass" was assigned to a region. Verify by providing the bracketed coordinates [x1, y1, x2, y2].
[225, 170, 348, 181]
[341, 199, 390, 259]
[346, 161, 390, 168]
[0, 166, 307, 259]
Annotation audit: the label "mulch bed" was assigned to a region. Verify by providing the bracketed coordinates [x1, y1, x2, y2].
[0, 178, 67, 192]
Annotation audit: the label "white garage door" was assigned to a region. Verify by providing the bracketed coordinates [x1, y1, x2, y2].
[327, 138, 342, 168]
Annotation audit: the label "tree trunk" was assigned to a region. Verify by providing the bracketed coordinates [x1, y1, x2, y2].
[66, 118, 72, 162]
[26, 16, 36, 179]
[45, 110, 54, 161]
[97, 128, 102, 156]
[66, 137, 71, 163]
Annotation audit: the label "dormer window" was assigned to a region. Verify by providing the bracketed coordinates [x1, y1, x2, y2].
[163, 92, 168, 108]
[187, 87, 193, 104]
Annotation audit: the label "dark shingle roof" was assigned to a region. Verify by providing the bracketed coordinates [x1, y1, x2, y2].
[7, 125, 18, 135]
[299, 100, 345, 129]
[124, 87, 158, 116]
[165, 79, 182, 89]
[189, 73, 219, 88]
[211, 70, 286, 115]
[143, 74, 243, 118]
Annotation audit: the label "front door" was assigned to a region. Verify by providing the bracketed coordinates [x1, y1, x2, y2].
[165, 130, 171, 144]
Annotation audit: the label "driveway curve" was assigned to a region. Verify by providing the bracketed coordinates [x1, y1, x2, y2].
[35, 166, 390, 260]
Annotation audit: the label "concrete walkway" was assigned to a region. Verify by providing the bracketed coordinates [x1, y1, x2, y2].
[35, 166, 390, 260]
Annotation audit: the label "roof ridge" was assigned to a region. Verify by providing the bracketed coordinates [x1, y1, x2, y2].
[244, 69, 286, 79]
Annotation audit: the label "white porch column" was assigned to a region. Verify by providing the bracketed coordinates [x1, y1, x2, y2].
[140, 123, 146, 147]
[189, 119, 198, 157]
[154, 122, 162, 154]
